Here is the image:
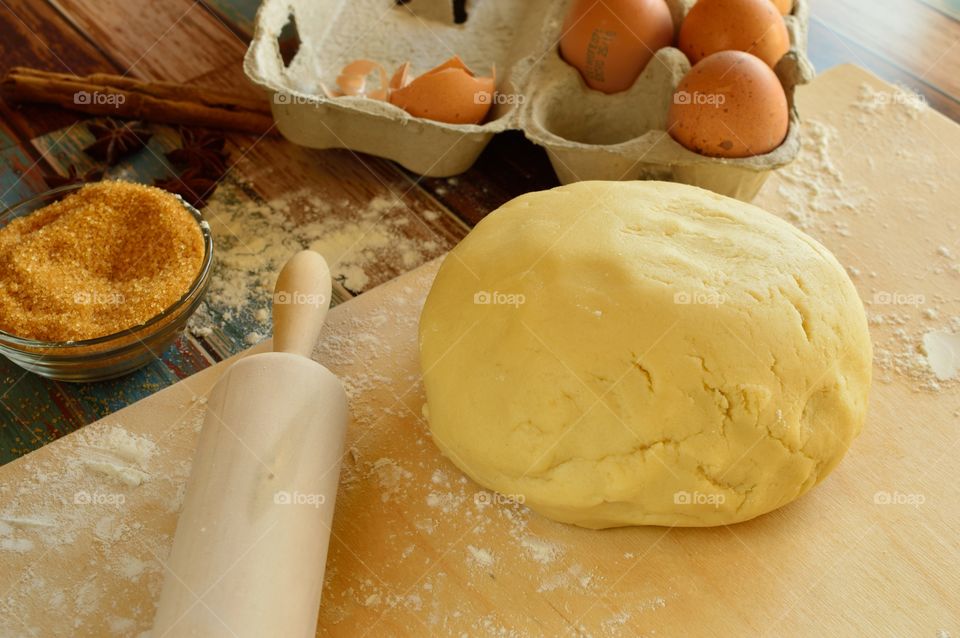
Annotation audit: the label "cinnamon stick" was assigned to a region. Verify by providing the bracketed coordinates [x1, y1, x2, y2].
[1, 67, 278, 136]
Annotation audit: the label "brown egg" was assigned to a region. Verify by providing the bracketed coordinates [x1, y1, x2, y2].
[389, 56, 495, 125]
[771, 0, 793, 15]
[667, 50, 789, 158]
[678, 0, 790, 68]
[559, 0, 674, 93]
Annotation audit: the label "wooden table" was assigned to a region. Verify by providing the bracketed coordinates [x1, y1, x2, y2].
[0, 0, 957, 466]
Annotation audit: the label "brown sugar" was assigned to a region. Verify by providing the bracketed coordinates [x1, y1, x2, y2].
[0, 181, 206, 342]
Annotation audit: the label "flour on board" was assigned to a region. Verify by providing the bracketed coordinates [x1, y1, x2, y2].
[770, 103, 958, 392]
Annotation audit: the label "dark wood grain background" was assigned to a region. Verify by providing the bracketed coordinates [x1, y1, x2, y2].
[0, 0, 957, 465]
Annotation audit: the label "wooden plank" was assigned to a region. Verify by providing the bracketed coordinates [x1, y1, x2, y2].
[0, 0, 117, 138]
[0, 119, 21, 150]
[0, 0, 113, 77]
[226, 137, 468, 294]
[64, 336, 213, 420]
[201, 0, 262, 38]
[808, 0, 960, 101]
[30, 120, 181, 184]
[48, 0, 248, 83]
[917, 0, 960, 20]
[0, 145, 47, 207]
[808, 15, 960, 123]
[0, 333, 210, 466]
[0, 364, 74, 458]
[0, 117, 45, 207]
[414, 131, 561, 227]
[189, 62, 269, 102]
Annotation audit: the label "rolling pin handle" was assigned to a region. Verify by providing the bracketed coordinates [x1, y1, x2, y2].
[272, 250, 333, 358]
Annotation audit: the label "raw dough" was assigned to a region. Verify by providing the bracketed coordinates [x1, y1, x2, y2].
[419, 181, 871, 528]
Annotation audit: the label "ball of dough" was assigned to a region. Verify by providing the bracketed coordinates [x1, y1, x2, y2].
[419, 181, 871, 528]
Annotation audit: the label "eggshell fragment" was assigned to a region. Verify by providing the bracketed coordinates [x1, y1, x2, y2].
[559, 0, 674, 93]
[667, 50, 789, 158]
[390, 62, 411, 90]
[678, 0, 790, 68]
[389, 56, 495, 125]
[335, 59, 389, 98]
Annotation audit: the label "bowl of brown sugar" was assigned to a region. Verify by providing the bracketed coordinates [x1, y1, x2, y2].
[0, 181, 213, 381]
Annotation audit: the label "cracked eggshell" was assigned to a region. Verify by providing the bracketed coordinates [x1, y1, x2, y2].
[389, 57, 495, 125]
[335, 59, 389, 98]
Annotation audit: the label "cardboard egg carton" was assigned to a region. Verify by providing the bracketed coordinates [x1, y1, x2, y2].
[244, 0, 814, 201]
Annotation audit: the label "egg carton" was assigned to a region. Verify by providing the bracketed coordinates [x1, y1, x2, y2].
[244, 0, 814, 201]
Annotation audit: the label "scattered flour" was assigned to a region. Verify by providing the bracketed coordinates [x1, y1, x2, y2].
[430, 469, 449, 486]
[922, 330, 960, 381]
[0, 410, 204, 636]
[521, 536, 562, 564]
[466, 545, 495, 570]
[771, 102, 958, 394]
[774, 119, 865, 234]
[426, 490, 465, 513]
[187, 180, 445, 339]
[117, 555, 149, 581]
[369, 458, 413, 503]
[83, 462, 149, 488]
[108, 616, 136, 634]
[78, 426, 157, 487]
[870, 312, 960, 390]
[537, 563, 595, 593]
[0, 535, 34, 553]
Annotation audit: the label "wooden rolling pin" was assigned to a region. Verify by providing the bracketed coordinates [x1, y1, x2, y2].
[152, 251, 348, 637]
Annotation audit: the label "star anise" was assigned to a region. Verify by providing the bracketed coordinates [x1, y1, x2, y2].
[154, 166, 218, 209]
[83, 119, 153, 166]
[166, 127, 229, 177]
[43, 164, 104, 188]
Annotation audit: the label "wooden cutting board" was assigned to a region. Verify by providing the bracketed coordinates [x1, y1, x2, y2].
[1, 64, 958, 637]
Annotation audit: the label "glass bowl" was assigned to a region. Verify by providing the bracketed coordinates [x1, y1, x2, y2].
[0, 184, 214, 382]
